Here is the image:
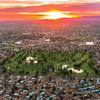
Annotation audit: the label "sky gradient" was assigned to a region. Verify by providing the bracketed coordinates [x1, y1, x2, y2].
[0, 0, 100, 20]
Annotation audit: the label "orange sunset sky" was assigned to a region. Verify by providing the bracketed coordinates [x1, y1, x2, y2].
[0, 0, 100, 20]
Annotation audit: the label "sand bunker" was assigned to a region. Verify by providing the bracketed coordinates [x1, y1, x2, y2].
[68, 68, 83, 73]
[26, 57, 34, 63]
[62, 65, 68, 69]
[26, 57, 38, 64]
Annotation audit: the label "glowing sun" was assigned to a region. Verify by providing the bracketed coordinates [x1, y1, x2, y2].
[43, 11, 72, 19]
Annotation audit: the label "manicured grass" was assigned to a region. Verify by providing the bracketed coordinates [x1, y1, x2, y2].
[0, 50, 99, 76]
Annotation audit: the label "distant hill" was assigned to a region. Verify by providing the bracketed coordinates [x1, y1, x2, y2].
[0, 16, 100, 25]
[75, 16, 100, 21]
[32, 16, 100, 25]
[79, 16, 100, 19]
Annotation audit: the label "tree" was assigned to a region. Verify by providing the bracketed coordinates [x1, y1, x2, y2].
[11, 86, 18, 94]
[35, 70, 39, 77]
[69, 70, 73, 75]
[26, 71, 29, 74]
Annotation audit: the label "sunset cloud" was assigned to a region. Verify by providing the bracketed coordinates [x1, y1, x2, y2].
[0, 0, 100, 9]
[0, 0, 100, 20]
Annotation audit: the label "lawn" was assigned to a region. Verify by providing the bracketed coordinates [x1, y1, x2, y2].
[0, 50, 99, 76]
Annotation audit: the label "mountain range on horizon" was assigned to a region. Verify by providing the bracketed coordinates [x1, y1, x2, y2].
[1, 16, 100, 21]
